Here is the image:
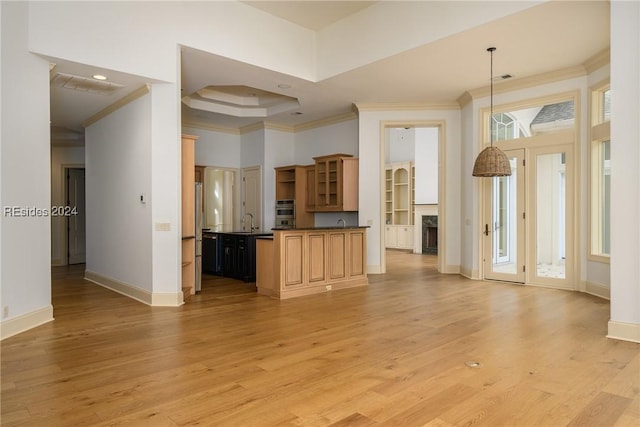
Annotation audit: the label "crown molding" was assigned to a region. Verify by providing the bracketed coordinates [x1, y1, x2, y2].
[457, 92, 473, 109]
[239, 121, 295, 135]
[182, 120, 241, 135]
[459, 65, 587, 108]
[83, 84, 150, 128]
[583, 48, 610, 74]
[355, 102, 459, 112]
[294, 111, 357, 132]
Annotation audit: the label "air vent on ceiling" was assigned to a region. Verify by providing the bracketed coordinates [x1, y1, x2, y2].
[51, 72, 124, 95]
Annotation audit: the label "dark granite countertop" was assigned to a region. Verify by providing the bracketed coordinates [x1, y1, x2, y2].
[202, 230, 273, 237]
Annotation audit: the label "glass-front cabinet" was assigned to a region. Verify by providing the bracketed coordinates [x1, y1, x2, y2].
[313, 154, 359, 212]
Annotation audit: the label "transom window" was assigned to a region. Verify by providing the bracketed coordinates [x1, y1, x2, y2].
[487, 100, 575, 143]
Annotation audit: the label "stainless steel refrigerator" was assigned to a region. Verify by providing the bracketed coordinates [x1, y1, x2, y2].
[195, 182, 203, 292]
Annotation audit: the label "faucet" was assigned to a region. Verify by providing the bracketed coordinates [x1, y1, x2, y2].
[337, 218, 346, 228]
[242, 212, 256, 232]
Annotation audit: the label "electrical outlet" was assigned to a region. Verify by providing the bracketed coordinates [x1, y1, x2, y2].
[325, 285, 332, 291]
[3, 306, 8, 318]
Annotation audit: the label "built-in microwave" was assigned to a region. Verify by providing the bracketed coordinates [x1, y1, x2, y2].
[275, 199, 295, 217]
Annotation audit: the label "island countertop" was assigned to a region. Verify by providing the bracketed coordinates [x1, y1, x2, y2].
[271, 226, 369, 231]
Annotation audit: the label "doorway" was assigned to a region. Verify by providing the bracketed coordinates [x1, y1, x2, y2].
[482, 136, 575, 289]
[381, 122, 444, 274]
[241, 166, 262, 232]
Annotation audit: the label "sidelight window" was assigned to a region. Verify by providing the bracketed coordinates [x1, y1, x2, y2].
[589, 83, 611, 260]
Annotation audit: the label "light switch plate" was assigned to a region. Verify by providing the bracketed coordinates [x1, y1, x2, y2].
[155, 222, 171, 231]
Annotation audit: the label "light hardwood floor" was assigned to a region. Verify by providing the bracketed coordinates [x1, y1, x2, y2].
[2, 252, 638, 426]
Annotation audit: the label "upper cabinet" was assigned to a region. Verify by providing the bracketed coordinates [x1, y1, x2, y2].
[313, 154, 359, 212]
[275, 165, 314, 227]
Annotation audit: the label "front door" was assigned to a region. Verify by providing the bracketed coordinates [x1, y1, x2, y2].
[483, 149, 525, 283]
[482, 140, 575, 289]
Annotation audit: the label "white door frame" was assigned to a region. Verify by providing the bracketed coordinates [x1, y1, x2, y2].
[379, 120, 446, 274]
[479, 131, 577, 290]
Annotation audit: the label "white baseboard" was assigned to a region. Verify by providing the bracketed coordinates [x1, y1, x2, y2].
[0, 305, 54, 340]
[84, 270, 183, 307]
[607, 320, 640, 343]
[584, 281, 610, 300]
[460, 266, 475, 279]
[443, 264, 460, 274]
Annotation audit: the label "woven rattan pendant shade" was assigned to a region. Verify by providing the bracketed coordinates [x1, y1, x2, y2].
[472, 146, 512, 176]
[472, 47, 512, 178]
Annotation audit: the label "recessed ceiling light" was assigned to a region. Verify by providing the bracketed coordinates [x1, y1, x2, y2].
[93, 74, 107, 81]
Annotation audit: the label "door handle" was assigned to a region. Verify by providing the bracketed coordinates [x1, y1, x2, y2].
[484, 224, 489, 236]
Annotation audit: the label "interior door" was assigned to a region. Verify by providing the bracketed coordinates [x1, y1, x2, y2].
[67, 168, 86, 265]
[241, 166, 262, 232]
[483, 149, 525, 283]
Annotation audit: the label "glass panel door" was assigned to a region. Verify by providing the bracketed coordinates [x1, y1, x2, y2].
[484, 149, 525, 283]
[528, 144, 574, 289]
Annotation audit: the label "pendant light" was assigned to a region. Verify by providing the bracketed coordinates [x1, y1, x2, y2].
[472, 47, 512, 177]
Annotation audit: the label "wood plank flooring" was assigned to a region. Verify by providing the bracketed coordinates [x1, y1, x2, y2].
[2, 251, 638, 426]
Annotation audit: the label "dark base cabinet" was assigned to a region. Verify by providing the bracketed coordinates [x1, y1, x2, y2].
[204, 232, 265, 282]
[202, 233, 221, 274]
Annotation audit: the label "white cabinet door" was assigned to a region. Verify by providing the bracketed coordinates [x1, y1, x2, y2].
[397, 226, 414, 249]
[385, 226, 397, 248]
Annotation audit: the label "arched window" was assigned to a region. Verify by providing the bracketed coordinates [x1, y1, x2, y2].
[492, 112, 518, 141]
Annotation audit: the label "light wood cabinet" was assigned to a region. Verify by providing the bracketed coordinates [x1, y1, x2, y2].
[385, 161, 414, 250]
[181, 134, 198, 297]
[305, 165, 316, 212]
[313, 154, 358, 212]
[275, 165, 314, 227]
[256, 228, 368, 299]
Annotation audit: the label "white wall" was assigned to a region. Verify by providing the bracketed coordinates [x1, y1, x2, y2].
[28, 2, 316, 86]
[415, 127, 439, 204]
[459, 101, 477, 278]
[294, 119, 359, 164]
[0, 2, 53, 338]
[264, 129, 295, 230]
[387, 128, 415, 163]
[316, 1, 542, 79]
[149, 83, 181, 298]
[609, 0, 640, 342]
[188, 127, 241, 168]
[51, 146, 85, 266]
[85, 95, 153, 292]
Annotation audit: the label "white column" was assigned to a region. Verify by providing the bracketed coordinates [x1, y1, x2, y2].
[608, 0, 640, 342]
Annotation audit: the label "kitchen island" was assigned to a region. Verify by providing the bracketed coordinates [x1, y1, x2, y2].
[256, 227, 368, 299]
